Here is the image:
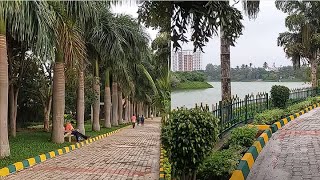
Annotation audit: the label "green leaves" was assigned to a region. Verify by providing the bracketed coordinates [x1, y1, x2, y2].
[161, 107, 219, 178]
[229, 125, 258, 148]
[271, 85, 290, 109]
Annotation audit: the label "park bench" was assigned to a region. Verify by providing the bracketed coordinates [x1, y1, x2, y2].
[64, 132, 75, 142]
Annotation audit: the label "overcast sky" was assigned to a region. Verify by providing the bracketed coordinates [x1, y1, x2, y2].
[112, 1, 290, 69]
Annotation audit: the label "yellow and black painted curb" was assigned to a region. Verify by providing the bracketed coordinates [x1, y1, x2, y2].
[159, 146, 165, 180]
[0, 123, 131, 177]
[230, 103, 320, 180]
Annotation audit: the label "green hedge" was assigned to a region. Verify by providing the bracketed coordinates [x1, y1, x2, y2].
[270, 85, 290, 109]
[229, 125, 258, 148]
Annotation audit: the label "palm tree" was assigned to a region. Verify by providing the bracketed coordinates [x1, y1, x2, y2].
[276, 1, 320, 87]
[0, 1, 54, 157]
[49, 1, 99, 143]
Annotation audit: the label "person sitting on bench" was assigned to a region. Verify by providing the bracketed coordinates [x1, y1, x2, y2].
[64, 121, 89, 142]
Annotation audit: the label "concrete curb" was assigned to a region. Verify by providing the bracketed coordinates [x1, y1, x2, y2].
[159, 146, 165, 180]
[0, 123, 131, 177]
[230, 103, 320, 180]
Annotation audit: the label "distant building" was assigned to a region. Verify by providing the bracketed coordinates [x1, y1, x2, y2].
[171, 50, 202, 71]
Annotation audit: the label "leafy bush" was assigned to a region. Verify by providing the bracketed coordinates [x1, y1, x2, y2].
[197, 149, 241, 180]
[163, 108, 219, 179]
[253, 108, 286, 125]
[229, 125, 258, 148]
[286, 101, 312, 115]
[306, 96, 320, 104]
[271, 85, 290, 109]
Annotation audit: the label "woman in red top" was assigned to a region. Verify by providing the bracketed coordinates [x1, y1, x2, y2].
[131, 114, 136, 128]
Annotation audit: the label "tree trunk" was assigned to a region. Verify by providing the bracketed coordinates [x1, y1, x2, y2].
[77, 68, 85, 134]
[51, 60, 65, 143]
[9, 84, 15, 137]
[44, 96, 52, 132]
[311, 58, 318, 87]
[92, 76, 100, 131]
[0, 25, 10, 157]
[124, 97, 129, 123]
[118, 86, 123, 125]
[112, 81, 118, 126]
[104, 70, 111, 128]
[220, 27, 231, 101]
[148, 105, 151, 118]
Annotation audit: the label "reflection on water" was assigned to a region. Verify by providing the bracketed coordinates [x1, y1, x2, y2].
[171, 82, 311, 109]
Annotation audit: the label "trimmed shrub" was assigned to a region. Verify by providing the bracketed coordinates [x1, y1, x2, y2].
[271, 85, 290, 109]
[163, 107, 219, 179]
[197, 149, 241, 180]
[253, 108, 286, 125]
[229, 125, 258, 148]
[286, 100, 312, 115]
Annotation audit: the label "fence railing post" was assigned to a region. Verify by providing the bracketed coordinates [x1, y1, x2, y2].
[219, 101, 223, 133]
[245, 95, 248, 124]
[266, 93, 269, 110]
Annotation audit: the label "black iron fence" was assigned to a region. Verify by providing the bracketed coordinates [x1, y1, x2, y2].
[195, 87, 318, 136]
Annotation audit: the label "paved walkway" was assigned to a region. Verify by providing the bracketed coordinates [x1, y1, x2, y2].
[248, 108, 320, 180]
[3, 118, 161, 180]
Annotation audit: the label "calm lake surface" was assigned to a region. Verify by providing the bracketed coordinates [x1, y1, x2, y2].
[171, 82, 311, 109]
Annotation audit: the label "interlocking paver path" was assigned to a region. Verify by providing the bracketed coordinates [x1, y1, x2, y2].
[3, 118, 161, 180]
[248, 108, 320, 180]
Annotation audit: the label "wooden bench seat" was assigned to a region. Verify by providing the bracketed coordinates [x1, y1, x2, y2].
[64, 132, 75, 142]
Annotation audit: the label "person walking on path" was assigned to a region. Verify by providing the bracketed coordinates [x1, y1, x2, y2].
[137, 114, 141, 126]
[131, 114, 136, 128]
[141, 115, 145, 126]
[151, 112, 153, 120]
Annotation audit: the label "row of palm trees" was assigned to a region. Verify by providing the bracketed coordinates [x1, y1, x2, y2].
[0, 1, 165, 158]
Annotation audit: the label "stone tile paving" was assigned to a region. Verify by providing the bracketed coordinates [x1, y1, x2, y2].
[248, 108, 320, 180]
[3, 118, 161, 180]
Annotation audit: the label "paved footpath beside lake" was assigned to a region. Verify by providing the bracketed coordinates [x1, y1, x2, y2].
[248, 108, 320, 180]
[3, 118, 161, 180]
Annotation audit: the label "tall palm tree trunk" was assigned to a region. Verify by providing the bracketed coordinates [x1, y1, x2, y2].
[118, 86, 123, 124]
[92, 59, 100, 131]
[52, 50, 65, 143]
[0, 22, 10, 157]
[124, 97, 129, 123]
[311, 58, 318, 88]
[220, 27, 231, 101]
[104, 69, 111, 128]
[77, 65, 85, 134]
[112, 78, 118, 126]
[44, 96, 52, 132]
[9, 84, 16, 137]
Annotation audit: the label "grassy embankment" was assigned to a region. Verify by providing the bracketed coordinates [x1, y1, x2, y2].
[172, 81, 213, 90]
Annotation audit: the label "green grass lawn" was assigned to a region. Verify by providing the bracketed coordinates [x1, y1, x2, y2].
[0, 122, 129, 169]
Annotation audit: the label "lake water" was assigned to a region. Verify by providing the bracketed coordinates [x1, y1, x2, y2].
[171, 82, 311, 109]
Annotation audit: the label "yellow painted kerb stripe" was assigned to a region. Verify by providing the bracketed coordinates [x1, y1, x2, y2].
[274, 122, 281, 129]
[0, 167, 10, 177]
[289, 115, 294, 120]
[27, 158, 36, 166]
[282, 118, 288, 125]
[253, 141, 262, 153]
[70, 145, 76, 150]
[57, 149, 63, 155]
[13, 162, 24, 171]
[260, 133, 269, 143]
[241, 153, 254, 169]
[160, 174, 165, 178]
[295, 113, 300, 117]
[64, 147, 70, 153]
[49, 151, 55, 158]
[39, 154, 46, 162]
[230, 170, 245, 180]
